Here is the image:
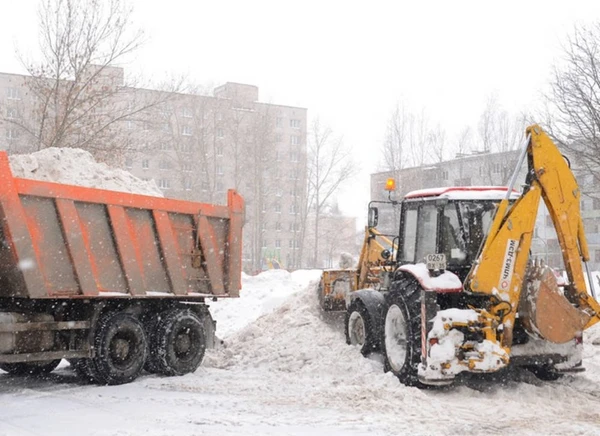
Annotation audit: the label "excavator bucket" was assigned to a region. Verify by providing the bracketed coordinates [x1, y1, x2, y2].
[520, 264, 590, 343]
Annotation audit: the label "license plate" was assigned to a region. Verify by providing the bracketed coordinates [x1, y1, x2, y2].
[426, 253, 446, 270]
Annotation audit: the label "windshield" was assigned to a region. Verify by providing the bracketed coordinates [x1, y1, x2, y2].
[444, 200, 499, 265]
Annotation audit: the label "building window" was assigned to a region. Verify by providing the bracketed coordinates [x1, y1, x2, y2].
[125, 157, 133, 169]
[158, 179, 171, 189]
[182, 126, 193, 136]
[276, 117, 283, 128]
[275, 203, 281, 213]
[289, 222, 299, 232]
[291, 135, 300, 146]
[184, 178, 192, 190]
[217, 112, 223, 121]
[216, 181, 224, 191]
[217, 128, 224, 138]
[183, 107, 192, 118]
[6, 108, 18, 119]
[159, 160, 171, 170]
[162, 123, 170, 132]
[289, 169, 298, 180]
[262, 239, 267, 249]
[6, 87, 20, 100]
[180, 143, 193, 153]
[127, 120, 134, 130]
[289, 203, 297, 214]
[290, 119, 301, 129]
[142, 159, 149, 169]
[182, 162, 192, 172]
[442, 170, 448, 181]
[201, 180, 209, 191]
[276, 187, 283, 197]
[216, 145, 224, 156]
[217, 164, 224, 175]
[290, 186, 297, 197]
[6, 128, 19, 140]
[275, 239, 281, 248]
[159, 143, 170, 151]
[275, 222, 281, 231]
[290, 152, 298, 162]
[276, 134, 282, 143]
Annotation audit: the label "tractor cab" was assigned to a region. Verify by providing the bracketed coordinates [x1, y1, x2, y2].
[394, 187, 520, 282]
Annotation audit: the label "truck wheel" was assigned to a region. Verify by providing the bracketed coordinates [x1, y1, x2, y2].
[0, 359, 61, 376]
[68, 359, 94, 381]
[381, 279, 424, 387]
[88, 312, 148, 385]
[152, 308, 206, 376]
[345, 300, 378, 356]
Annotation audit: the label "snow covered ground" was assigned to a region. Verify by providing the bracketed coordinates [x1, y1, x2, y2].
[1, 269, 600, 436]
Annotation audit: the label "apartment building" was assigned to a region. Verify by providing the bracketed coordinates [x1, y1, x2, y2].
[0, 67, 308, 272]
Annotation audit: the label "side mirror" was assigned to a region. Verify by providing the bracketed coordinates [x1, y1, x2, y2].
[368, 206, 379, 228]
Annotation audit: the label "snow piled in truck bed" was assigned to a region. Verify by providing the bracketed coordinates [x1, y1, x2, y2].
[1, 270, 600, 435]
[9, 147, 163, 196]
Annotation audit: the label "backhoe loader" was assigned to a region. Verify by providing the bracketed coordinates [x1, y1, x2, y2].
[319, 124, 600, 386]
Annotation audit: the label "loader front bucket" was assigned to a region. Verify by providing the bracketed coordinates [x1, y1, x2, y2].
[520, 265, 590, 343]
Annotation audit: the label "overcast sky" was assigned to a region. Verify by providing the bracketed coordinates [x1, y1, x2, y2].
[1, 0, 600, 220]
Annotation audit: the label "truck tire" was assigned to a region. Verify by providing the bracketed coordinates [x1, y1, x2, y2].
[345, 299, 378, 356]
[381, 278, 424, 387]
[152, 308, 206, 376]
[0, 359, 61, 376]
[69, 359, 94, 381]
[88, 311, 148, 385]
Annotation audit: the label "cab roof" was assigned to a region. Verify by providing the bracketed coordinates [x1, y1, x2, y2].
[403, 186, 520, 201]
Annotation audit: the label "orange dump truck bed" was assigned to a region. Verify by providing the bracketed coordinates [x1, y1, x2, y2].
[0, 152, 244, 300]
[0, 151, 244, 384]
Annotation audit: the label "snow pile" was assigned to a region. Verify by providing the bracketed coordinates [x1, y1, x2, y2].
[209, 269, 319, 337]
[9, 147, 163, 196]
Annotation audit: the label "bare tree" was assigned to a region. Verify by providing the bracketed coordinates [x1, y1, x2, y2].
[455, 126, 473, 157]
[407, 109, 429, 167]
[380, 102, 409, 172]
[545, 23, 600, 193]
[3, 0, 180, 163]
[304, 118, 356, 268]
[477, 94, 526, 154]
[428, 123, 446, 163]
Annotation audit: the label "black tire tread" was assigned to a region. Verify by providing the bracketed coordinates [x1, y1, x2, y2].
[345, 299, 379, 356]
[381, 276, 424, 387]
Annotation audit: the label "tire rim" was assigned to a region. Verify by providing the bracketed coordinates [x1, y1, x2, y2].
[109, 330, 140, 370]
[348, 311, 366, 346]
[385, 304, 408, 373]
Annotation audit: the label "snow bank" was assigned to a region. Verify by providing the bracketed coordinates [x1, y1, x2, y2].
[9, 147, 163, 197]
[209, 269, 320, 337]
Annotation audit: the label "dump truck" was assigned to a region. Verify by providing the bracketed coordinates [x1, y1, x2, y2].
[0, 152, 244, 385]
[319, 124, 600, 386]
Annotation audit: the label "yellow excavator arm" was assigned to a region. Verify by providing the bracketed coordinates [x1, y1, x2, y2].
[466, 125, 600, 349]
